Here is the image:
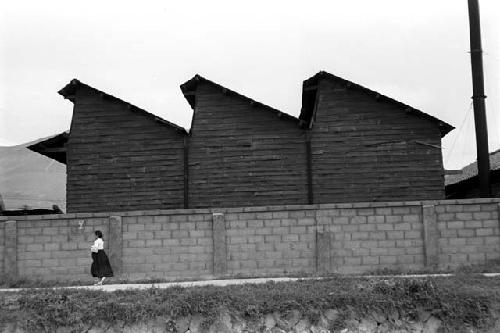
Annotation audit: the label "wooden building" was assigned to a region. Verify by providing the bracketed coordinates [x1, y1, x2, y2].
[29, 72, 454, 213]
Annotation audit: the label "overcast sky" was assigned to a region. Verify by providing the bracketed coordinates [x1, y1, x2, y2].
[1, 0, 499, 170]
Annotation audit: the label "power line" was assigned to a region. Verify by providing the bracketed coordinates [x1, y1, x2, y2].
[445, 101, 473, 166]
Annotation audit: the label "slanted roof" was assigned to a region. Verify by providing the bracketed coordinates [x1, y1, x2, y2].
[27, 131, 69, 164]
[180, 74, 299, 124]
[299, 71, 454, 137]
[445, 149, 500, 186]
[59, 79, 188, 135]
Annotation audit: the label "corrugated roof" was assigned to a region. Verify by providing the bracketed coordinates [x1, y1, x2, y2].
[299, 71, 454, 138]
[180, 74, 300, 124]
[59, 79, 188, 134]
[445, 149, 500, 186]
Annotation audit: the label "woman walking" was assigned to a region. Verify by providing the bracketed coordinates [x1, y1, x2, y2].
[90, 230, 114, 285]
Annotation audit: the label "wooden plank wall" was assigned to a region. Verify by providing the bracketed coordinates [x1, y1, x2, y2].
[64, 80, 446, 213]
[310, 79, 445, 203]
[66, 87, 185, 213]
[187, 82, 308, 208]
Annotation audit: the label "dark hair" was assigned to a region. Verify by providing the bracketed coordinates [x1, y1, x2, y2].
[94, 230, 103, 239]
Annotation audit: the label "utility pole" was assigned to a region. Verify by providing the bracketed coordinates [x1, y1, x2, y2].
[467, 0, 491, 197]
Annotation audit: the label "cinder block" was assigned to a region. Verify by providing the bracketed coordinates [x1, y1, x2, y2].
[283, 234, 299, 242]
[367, 216, 385, 223]
[458, 229, 475, 238]
[128, 240, 145, 247]
[465, 220, 483, 228]
[351, 232, 369, 240]
[394, 223, 412, 231]
[171, 215, 188, 223]
[404, 231, 421, 239]
[333, 217, 349, 225]
[26, 244, 43, 252]
[376, 224, 394, 231]
[380, 255, 397, 264]
[438, 213, 455, 221]
[387, 231, 404, 240]
[189, 230, 205, 238]
[137, 231, 154, 240]
[342, 225, 359, 232]
[403, 215, 421, 223]
[272, 212, 289, 219]
[378, 240, 396, 248]
[265, 235, 282, 243]
[386, 216, 403, 223]
[371, 232, 387, 240]
[247, 220, 264, 228]
[179, 222, 196, 230]
[344, 257, 361, 265]
[172, 230, 189, 238]
[298, 218, 316, 226]
[456, 213, 473, 221]
[145, 240, 162, 247]
[264, 220, 281, 228]
[473, 212, 492, 219]
[352, 248, 370, 256]
[350, 216, 367, 224]
[145, 223, 162, 231]
[272, 227, 289, 235]
[362, 256, 379, 265]
[256, 212, 273, 219]
[44, 243, 60, 251]
[340, 209, 356, 216]
[447, 221, 464, 229]
[476, 228, 494, 236]
[163, 222, 180, 231]
[128, 224, 145, 232]
[359, 224, 376, 232]
[370, 248, 388, 256]
[446, 205, 464, 213]
[463, 205, 482, 212]
[483, 220, 499, 228]
[468, 253, 486, 262]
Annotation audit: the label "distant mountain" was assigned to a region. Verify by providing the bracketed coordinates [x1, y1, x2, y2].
[0, 138, 66, 211]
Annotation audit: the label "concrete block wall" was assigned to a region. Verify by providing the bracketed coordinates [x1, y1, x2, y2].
[16, 217, 108, 279]
[1, 198, 499, 281]
[224, 210, 317, 276]
[121, 213, 214, 280]
[0, 222, 4, 274]
[436, 202, 500, 267]
[316, 205, 425, 274]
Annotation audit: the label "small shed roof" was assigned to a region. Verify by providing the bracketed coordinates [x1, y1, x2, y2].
[27, 131, 69, 164]
[180, 74, 300, 124]
[445, 149, 500, 186]
[299, 71, 454, 138]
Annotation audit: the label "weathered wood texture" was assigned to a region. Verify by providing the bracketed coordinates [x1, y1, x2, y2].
[310, 79, 445, 203]
[66, 87, 185, 213]
[188, 82, 308, 208]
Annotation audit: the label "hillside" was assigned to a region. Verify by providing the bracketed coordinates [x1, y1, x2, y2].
[0, 138, 66, 211]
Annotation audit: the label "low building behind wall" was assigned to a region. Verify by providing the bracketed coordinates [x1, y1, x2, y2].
[1, 198, 498, 281]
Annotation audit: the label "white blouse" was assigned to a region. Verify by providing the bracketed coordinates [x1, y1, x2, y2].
[91, 238, 104, 252]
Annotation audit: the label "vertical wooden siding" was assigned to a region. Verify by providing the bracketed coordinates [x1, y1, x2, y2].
[310, 79, 445, 203]
[66, 87, 185, 213]
[188, 82, 308, 208]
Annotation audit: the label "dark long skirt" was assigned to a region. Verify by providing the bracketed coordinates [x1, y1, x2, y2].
[91, 250, 114, 278]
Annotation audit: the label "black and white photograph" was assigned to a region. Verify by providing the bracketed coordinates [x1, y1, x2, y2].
[1, 0, 499, 332]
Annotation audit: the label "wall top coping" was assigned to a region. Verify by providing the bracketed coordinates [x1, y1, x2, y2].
[1, 198, 499, 222]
